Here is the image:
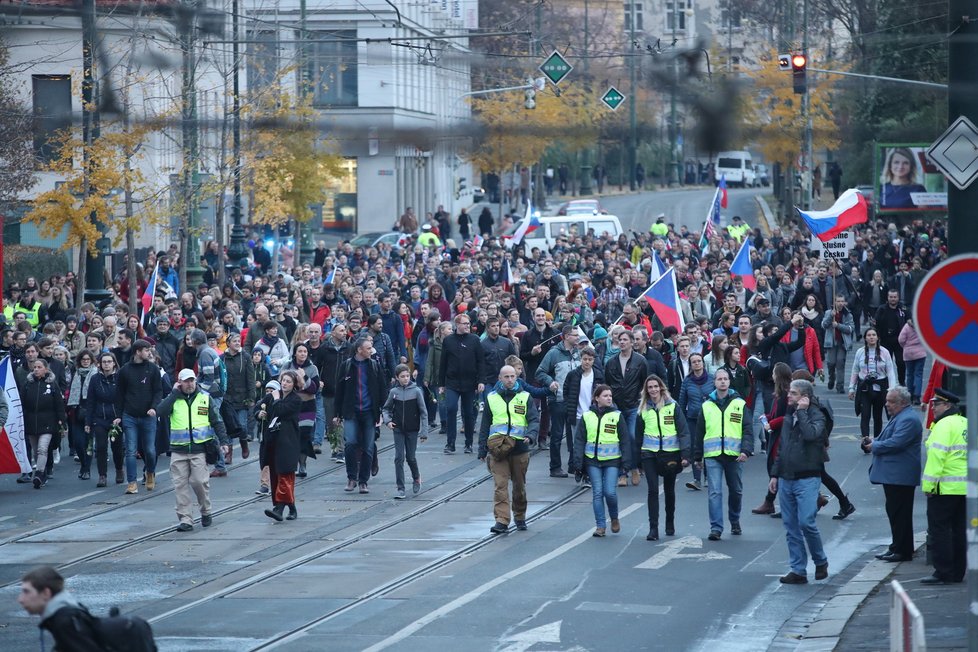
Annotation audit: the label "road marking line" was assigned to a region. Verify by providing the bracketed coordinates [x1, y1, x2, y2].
[362, 501, 645, 652]
[0, 516, 15, 523]
[38, 490, 103, 511]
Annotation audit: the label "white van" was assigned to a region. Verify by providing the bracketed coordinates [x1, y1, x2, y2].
[716, 151, 757, 188]
[503, 214, 624, 251]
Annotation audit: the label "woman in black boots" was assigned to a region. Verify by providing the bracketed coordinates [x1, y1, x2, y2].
[636, 375, 690, 541]
[257, 371, 302, 522]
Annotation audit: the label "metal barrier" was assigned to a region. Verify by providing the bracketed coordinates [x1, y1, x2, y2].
[889, 579, 927, 652]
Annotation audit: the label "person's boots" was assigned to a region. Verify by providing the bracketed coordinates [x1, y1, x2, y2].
[286, 504, 298, 520]
[32, 471, 46, 489]
[224, 444, 233, 466]
[665, 518, 675, 536]
[647, 524, 659, 541]
[145, 472, 156, 491]
[96, 475, 107, 488]
[264, 503, 285, 522]
[115, 468, 124, 484]
[752, 498, 776, 515]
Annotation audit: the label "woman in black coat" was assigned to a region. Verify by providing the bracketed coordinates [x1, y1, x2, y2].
[257, 371, 303, 522]
[21, 359, 66, 488]
[84, 352, 124, 487]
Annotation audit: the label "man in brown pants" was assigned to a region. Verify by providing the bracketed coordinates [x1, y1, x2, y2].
[478, 365, 540, 534]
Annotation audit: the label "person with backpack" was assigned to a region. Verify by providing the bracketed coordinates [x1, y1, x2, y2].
[768, 379, 831, 584]
[19, 565, 156, 652]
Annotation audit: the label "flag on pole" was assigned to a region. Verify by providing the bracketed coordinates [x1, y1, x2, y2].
[502, 258, 518, 292]
[796, 188, 869, 242]
[641, 268, 685, 332]
[718, 174, 728, 209]
[584, 285, 596, 309]
[648, 253, 669, 283]
[510, 203, 540, 247]
[140, 265, 158, 327]
[576, 326, 592, 347]
[730, 237, 757, 291]
[472, 234, 485, 249]
[0, 357, 30, 475]
[698, 187, 721, 250]
[324, 266, 336, 285]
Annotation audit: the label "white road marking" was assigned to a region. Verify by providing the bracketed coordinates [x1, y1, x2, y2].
[635, 535, 731, 570]
[499, 620, 562, 652]
[38, 490, 103, 511]
[362, 502, 645, 652]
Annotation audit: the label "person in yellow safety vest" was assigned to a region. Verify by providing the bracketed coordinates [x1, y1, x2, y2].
[417, 224, 442, 248]
[573, 384, 632, 537]
[649, 215, 668, 237]
[635, 374, 691, 541]
[694, 367, 754, 541]
[727, 216, 750, 243]
[155, 368, 229, 533]
[478, 364, 539, 535]
[920, 388, 968, 585]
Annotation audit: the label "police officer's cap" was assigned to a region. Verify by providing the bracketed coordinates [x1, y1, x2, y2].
[932, 388, 960, 404]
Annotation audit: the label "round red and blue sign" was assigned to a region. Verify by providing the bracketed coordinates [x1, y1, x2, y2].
[913, 254, 978, 371]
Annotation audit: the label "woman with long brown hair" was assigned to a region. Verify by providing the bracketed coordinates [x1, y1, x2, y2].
[257, 370, 303, 522]
[752, 362, 792, 515]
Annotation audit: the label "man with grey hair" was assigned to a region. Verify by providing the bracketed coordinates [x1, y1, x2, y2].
[769, 379, 832, 584]
[862, 385, 922, 562]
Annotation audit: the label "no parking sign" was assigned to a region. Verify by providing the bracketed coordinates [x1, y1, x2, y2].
[913, 254, 978, 370]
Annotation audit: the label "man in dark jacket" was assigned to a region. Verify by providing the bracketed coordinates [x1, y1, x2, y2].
[378, 293, 406, 361]
[519, 307, 557, 444]
[18, 566, 101, 651]
[605, 328, 649, 484]
[875, 290, 908, 385]
[633, 327, 668, 379]
[153, 316, 180, 376]
[316, 324, 352, 462]
[769, 379, 831, 584]
[366, 314, 397, 381]
[438, 314, 485, 454]
[561, 346, 603, 474]
[223, 333, 255, 457]
[481, 317, 517, 393]
[114, 340, 164, 495]
[535, 325, 581, 477]
[334, 334, 387, 493]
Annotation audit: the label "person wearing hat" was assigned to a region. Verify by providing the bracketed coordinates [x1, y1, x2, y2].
[649, 215, 668, 237]
[920, 389, 968, 584]
[751, 296, 780, 326]
[417, 223, 442, 248]
[156, 368, 228, 532]
[114, 339, 164, 494]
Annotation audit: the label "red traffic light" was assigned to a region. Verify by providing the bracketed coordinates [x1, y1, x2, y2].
[791, 54, 807, 70]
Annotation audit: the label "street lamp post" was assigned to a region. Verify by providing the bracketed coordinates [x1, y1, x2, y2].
[226, 0, 249, 269]
[579, 0, 593, 196]
[628, 2, 637, 191]
[668, 2, 679, 187]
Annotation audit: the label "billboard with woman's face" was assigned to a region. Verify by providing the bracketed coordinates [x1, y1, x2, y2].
[876, 144, 948, 213]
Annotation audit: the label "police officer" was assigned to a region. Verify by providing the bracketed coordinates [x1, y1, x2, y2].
[694, 367, 754, 541]
[156, 369, 228, 532]
[921, 388, 968, 585]
[478, 365, 539, 535]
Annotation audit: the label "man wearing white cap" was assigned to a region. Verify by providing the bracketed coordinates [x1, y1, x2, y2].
[156, 368, 228, 532]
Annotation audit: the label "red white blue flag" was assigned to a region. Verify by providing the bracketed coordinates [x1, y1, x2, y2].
[642, 268, 685, 332]
[510, 204, 541, 246]
[797, 188, 868, 242]
[718, 174, 728, 209]
[730, 237, 757, 291]
[0, 357, 30, 475]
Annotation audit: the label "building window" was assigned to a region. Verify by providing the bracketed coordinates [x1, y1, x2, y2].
[666, 0, 689, 31]
[247, 31, 279, 94]
[32, 75, 71, 165]
[305, 30, 358, 107]
[322, 157, 357, 229]
[624, 3, 643, 31]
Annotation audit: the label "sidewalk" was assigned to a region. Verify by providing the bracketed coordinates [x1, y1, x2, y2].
[776, 533, 969, 651]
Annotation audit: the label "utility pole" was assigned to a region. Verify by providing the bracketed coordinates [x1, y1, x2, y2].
[297, 0, 314, 265]
[627, 2, 637, 191]
[226, 0, 249, 275]
[801, 0, 813, 211]
[179, 0, 204, 291]
[81, 0, 111, 304]
[579, 0, 593, 196]
[668, 3, 679, 186]
[532, 1, 546, 209]
[946, 6, 978, 647]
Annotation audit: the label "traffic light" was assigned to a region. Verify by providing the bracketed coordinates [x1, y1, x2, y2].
[791, 53, 807, 95]
[524, 79, 536, 109]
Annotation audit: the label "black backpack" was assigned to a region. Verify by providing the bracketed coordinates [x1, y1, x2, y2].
[68, 605, 157, 652]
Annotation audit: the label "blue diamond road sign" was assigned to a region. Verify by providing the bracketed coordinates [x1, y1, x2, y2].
[539, 50, 573, 85]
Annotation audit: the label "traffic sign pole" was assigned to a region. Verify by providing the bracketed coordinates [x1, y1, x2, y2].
[967, 371, 978, 652]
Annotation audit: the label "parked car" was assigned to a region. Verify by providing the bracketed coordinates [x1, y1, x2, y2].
[556, 199, 608, 216]
[349, 232, 406, 250]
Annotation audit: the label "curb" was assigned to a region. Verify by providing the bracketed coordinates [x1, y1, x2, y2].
[777, 532, 927, 650]
[755, 194, 776, 236]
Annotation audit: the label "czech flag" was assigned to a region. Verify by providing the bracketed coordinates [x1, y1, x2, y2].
[139, 266, 158, 327]
[502, 259, 518, 292]
[642, 268, 685, 332]
[324, 266, 336, 285]
[648, 253, 668, 283]
[730, 238, 757, 291]
[510, 204, 541, 246]
[0, 357, 31, 475]
[718, 174, 728, 209]
[797, 188, 868, 242]
[584, 285, 596, 309]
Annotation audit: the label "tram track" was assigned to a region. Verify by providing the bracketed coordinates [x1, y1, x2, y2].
[0, 443, 396, 589]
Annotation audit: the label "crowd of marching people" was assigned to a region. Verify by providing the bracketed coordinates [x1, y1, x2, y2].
[0, 203, 958, 582]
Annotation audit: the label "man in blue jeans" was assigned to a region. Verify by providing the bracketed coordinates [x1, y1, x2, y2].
[437, 314, 485, 454]
[114, 340, 164, 495]
[334, 335, 386, 493]
[769, 379, 830, 584]
[694, 368, 753, 541]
